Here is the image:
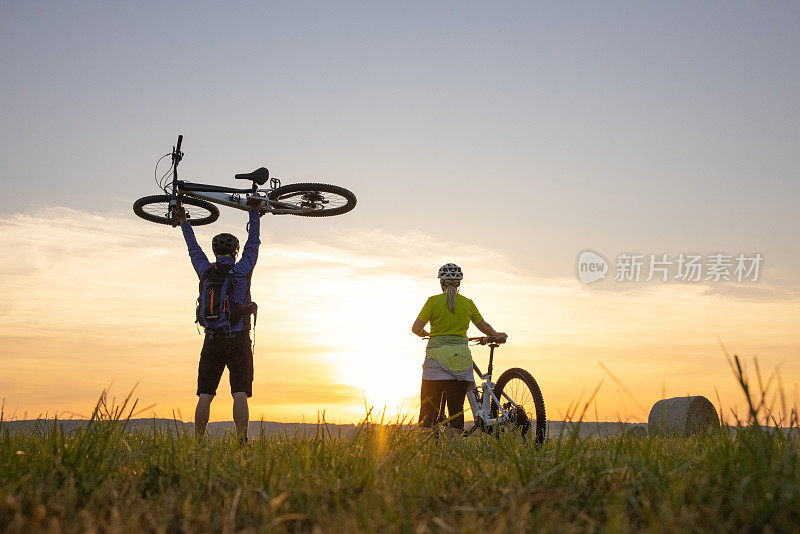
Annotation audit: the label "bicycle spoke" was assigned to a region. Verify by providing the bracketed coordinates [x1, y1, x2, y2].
[499, 377, 539, 438]
[507, 379, 535, 418]
[141, 203, 171, 218]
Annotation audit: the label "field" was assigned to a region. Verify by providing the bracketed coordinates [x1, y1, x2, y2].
[2, 360, 800, 533]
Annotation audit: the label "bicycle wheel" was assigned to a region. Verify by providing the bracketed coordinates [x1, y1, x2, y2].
[133, 194, 219, 226]
[491, 368, 547, 444]
[267, 183, 356, 217]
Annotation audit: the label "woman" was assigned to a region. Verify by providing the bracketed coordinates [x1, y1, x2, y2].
[411, 263, 507, 430]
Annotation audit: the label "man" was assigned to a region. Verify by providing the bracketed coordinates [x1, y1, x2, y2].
[178, 202, 261, 440]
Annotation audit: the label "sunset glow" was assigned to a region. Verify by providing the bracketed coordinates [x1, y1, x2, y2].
[1, 209, 798, 424]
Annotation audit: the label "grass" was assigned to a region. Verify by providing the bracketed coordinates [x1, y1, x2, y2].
[1, 357, 799, 533]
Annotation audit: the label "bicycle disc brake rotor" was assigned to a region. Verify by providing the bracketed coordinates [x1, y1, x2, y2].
[299, 191, 328, 210]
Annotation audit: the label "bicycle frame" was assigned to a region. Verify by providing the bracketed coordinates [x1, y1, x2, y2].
[466, 340, 526, 432]
[178, 181, 308, 215]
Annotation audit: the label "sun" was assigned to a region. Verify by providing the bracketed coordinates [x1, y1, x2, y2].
[333, 347, 421, 414]
[269, 271, 431, 420]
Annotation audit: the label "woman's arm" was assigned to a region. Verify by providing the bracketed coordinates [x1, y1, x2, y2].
[411, 319, 429, 338]
[474, 319, 507, 340]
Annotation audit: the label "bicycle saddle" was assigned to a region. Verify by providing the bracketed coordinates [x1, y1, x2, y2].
[234, 167, 269, 186]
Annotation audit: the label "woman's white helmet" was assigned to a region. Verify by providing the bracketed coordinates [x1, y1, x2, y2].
[438, 263, 463, 282]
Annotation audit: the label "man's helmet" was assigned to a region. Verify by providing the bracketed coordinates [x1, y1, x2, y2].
[438, 263, 463, 282]
[212, 233, 240, 256]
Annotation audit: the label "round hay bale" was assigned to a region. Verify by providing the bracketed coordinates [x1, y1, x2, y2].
[648, 396, 719, 437]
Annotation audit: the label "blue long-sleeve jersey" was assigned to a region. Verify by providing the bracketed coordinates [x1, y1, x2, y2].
[181, 210, 260, 332]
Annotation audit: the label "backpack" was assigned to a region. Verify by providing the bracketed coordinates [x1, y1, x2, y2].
[196, 262, 256, 333]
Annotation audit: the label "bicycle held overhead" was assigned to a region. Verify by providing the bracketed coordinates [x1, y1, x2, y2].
[133, 134, 357, 227]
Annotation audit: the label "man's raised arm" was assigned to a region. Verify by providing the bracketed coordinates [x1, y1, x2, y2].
[236, 209, 261, 274]
[179, 215, 211, 278]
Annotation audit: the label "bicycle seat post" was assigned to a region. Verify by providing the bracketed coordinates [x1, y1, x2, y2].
[487, 345, 495, 378]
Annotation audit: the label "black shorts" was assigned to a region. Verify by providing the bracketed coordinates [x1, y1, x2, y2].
[197, 330, 253, 397]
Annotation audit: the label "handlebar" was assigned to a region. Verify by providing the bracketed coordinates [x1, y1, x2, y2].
[172, 134, 184, 167]
[419, 335, 507, 345]
[468, 336, 507, 345]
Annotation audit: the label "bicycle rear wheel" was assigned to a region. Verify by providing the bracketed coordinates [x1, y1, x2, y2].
[268, 183, 356, 217]
[133, 194, 219, 226]
[491, 368, 546, 444]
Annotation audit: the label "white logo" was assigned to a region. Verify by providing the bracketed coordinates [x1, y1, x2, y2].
[577, 250, 609, 284]
[577, 251, 762, 284]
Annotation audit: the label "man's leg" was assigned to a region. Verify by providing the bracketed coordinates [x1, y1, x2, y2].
[196, 334, 226, 439]
[228, 330, 254, 441]
[195, 394, 214, 438]
[232, 391, 249, 439]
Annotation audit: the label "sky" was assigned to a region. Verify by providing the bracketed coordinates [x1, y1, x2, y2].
[1, 2, 798, 424]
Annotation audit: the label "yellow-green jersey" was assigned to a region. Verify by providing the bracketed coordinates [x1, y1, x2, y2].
[416, 293, 484, 337]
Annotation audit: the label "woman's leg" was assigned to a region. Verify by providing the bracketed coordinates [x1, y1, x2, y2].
[419, 379, 447, 427]
[445, 380, 470, 429]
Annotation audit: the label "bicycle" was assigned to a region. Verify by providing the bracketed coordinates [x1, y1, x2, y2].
[464, 336, 547, 443]
[133, 134, 357, 226]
